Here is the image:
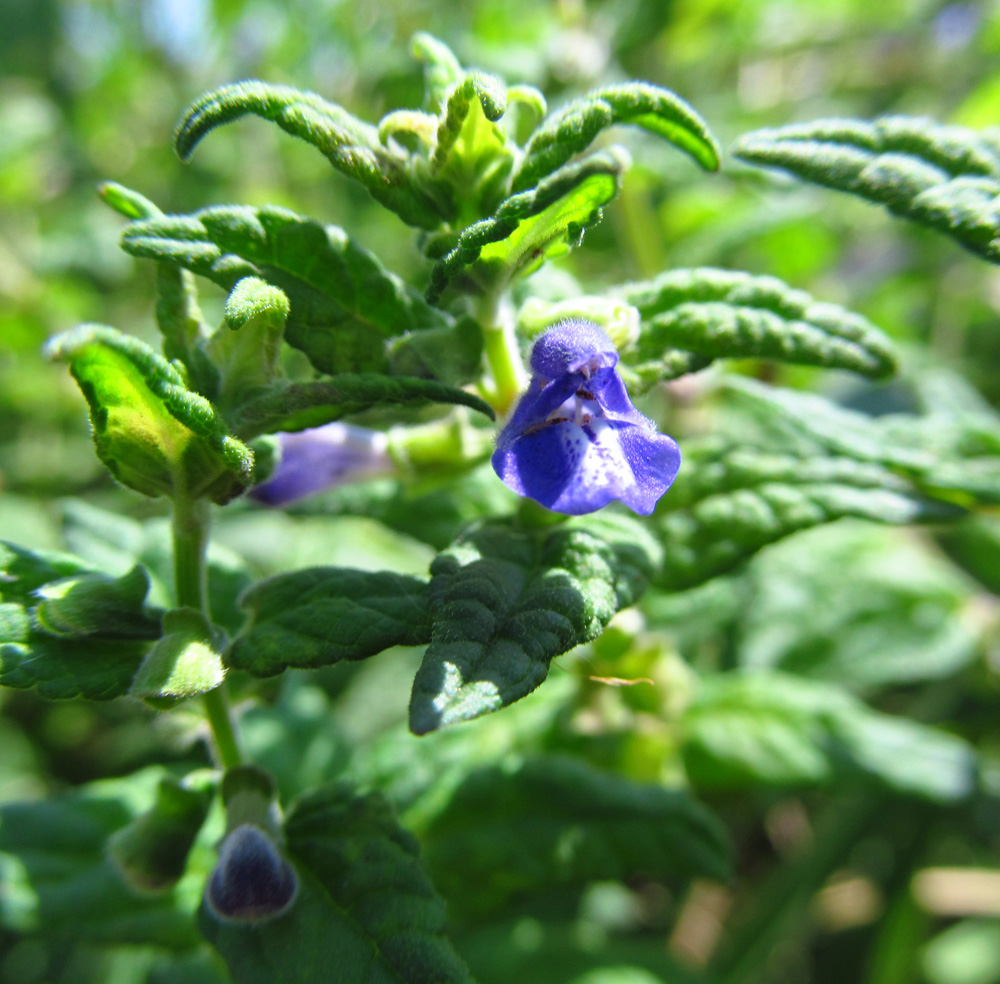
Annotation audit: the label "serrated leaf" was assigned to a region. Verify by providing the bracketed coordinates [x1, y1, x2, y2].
[45, 325, 253, 503]
[227, 568, 431, 676]
[33, 564, 162, 640]
[517, 295, 640, 351]
[121, 205, 452, 376]
[422, 755, 731, 919]
[228, 374, 494, 440]
[734, 116, 1000, 263]
[512, 82, 720, 194]
[681, 672, 976, 801]
[200, 783, 474, 984]
[175, 82, 443, 229]
[0, 769, 202, 946]
[427, 150, 626, 302]
[409, 513, 663, 734]
[619, 267, 897, 381]
[205, 276, 288, 411]
[130, 607, 226, 701]
[654, 442, 958, 592]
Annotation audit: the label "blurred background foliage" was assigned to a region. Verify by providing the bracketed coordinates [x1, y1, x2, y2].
[1, 1, 1000, 984]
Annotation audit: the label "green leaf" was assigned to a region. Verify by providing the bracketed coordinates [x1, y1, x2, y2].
[0, 546, 162, 700]
[517, 295, 640, 351]
[228, 374, 494, 441]
[98, 180, 163, 220]
[426, 150, 626, 303]
[619, 267, 897, 382]
[411, 33, 464, 113]
[513, 82, 721, 193]
[130, 608, 227, 702]
[33, 564, 162, 640]
[734, 116, 1000, 264]
[409, 513, 663, 734]
[200, 784, 474, 984]
[0, 540, 98, 604]
[205, 275, 289, 411]
[175, 82, 443, 229]
[45, 325, 253, 503]
[739, 523, 978, 691]
[0, 769, 203, 947]
[387, 316, 484, 387]
[227, 568, 431, 676]
[421, 755, 731, 919]
[107, 771, 216, 894]
[680, 672, 976, 802]
[121, 205, 453, 376]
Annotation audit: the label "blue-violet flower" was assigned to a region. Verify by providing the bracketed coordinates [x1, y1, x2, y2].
[251, 422, 395, 507]
[492, 320, 681, 515]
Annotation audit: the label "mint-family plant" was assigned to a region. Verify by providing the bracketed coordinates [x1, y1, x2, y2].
[2, 32, 999, 984]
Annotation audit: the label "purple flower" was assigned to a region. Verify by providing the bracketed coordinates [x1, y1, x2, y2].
[204, 824, 298, 924]
[492, 320, 681, 515]
[251, 422, 395, 506]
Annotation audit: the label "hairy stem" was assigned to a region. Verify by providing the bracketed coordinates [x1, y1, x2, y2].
[172, 496, 242, 770]
[478, 292, 526, 416]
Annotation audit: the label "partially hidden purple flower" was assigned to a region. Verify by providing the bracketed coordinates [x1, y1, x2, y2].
[250, 422, 395, 506]
[492, 320, 681, 515]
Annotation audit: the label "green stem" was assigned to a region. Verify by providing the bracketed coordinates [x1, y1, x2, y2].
[478, 292, 526, 416]
[172, 496, 242, 770]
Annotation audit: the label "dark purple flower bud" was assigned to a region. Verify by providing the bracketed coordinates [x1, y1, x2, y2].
[492, 320, 681, 515]
[250, 423, 394, 506]
[204, 823, 298, 924]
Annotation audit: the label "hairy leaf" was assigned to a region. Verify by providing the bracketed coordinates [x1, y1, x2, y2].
[422, 755, 731, 918]
[655, 442, 958, 592]
[122, 205, 452, 375]
[681, 672, 976, 801]
[411, 32, 464, 113]
[513, 82, 720, 193]
[33, 565, 161, 640]
[387, 316, 484, 387]
[0, 769, 202, 946]
[130, 607, 226, 702]
[175, 82, 443, 229]
[620, 267, 897, 381]
[228, 568, 431, 676]
[228, 374, 494, 440]
[205, 276, 289, 411]
[409, 513, 663, 734]
[734, 116, 1000, 263]
[426, 150, 626, 302]
[0, 541, 98, 605]
[45, 325, 253, 502]
[200, 784, 474, 984]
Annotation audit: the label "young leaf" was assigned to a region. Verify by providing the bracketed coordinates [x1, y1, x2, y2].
[411, 32, 464, 112]
[0, 769, 202, 947]
[107, 772, 216, 894]
[512, 82, 721, 193]
[121, 205, 453, 376]
[45, 325, 253, 503]
[33, 564, 162, 640]
[175, 82, 443, 229]
[422, 755, 731, 919]
[205, 275, 289, 411]
[227, 568, 431, 676]
[655, 441, 958, 592]
[200, 783, 475, 984]
[734, 116, 1000, 264]
[130, 607, 227, 703]
[619, 267, 897, 382]
[409, 513, 663, 734]
[227, 374, 494, 441]
[427, 149, 626, 302]
[681, 672, 976, 802]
